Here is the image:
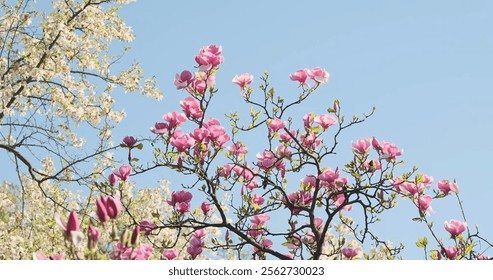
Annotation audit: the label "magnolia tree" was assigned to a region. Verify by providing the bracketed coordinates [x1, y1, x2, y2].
[1, 1, 492, 261]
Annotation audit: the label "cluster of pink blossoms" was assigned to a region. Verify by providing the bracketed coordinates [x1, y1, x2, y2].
[174, 45, 223, 94]
[289, 67, 330, 87]
[187, 229, 207, 259]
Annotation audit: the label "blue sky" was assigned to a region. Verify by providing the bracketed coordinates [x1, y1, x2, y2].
[109, 1, 493, 259]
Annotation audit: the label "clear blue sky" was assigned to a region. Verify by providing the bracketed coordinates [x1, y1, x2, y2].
[110, 1, 493, 259]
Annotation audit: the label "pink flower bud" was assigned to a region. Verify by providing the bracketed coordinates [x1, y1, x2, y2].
[201, 202, 210, 215]
[123, 136, 137, 147]
[131, 225, 140, 246]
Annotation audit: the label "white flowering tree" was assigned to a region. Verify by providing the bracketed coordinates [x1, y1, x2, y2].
[0, 0, 165, 259]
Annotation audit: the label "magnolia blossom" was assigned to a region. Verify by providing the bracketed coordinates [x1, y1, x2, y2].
[300, 175, 317, 189]
[268, 118, 286, 133]
[180, 96, 203, 120]
[232, 73, 253, 88]
[33, 252, 64, 260]
[289, 69, 310, 86]
[352, 138, 371, 153]
[437, 180, 459, 194]
[110, 242, 153, 260]
[54, 211, 84, 245]
[174, 70, 194, 89]
[161, 249, 179, 260]
[164, 112, 187, 130]
[150, 122, 169, 135]
[168, 190, 193, 214]
[308, 67, 329, 84]
[445, 246, 459, 260]
[139, 220, 157, 235]
[195, 44, 224, 71]
[251, 194, 265, 206]
[170, 130, 195, 152]
[342, 247, 360, 259]
[416, 195, 432, 212]
[314, 114, 336, 129]
[123, 136, 137, 147]
[96, 195, 122, 222]
[227, 142, 248, 157]
[444, 220, 467, 237]
[113, 165, 132, 181]
[279, 130, 297, 143]
[250, 214, 270, 225]
[201, 202, 211, 215]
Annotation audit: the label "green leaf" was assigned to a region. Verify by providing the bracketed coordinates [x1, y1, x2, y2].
[135, 143, 144, 150]
[131, 157, 139, 162]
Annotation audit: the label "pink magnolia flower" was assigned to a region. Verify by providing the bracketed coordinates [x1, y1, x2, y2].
[437, 180, 459, 195]
[444, 220, 467, 237]
[256, 150, 277, 170]
[96, 195, 122, 222]
[167, 190, 193, 206]
[191, 128, 210, 143]
[308, 67, 329, 84]
[251, 194, 265, 206]
[108, 173, 119, 186]
[477, 254, 489, 260]
[248, 224, 264, 238]
[333, 194, 352, 211]
[170, 130, 195, 152]
[416, 195, 432, 212]
[250, 214, 270, 225]
[300, 132, 321, 150]
[421, 174, 434, 186]
[352, 138, 372, 153]
[445, 246, 459, 260]
[286, 191, 313, 214]
[314, 114, 337, 129]
[313, 217, 324, 230]
[131, 225, 140, 246]
[232, 164, 256, 182]
[113, 165, 132, 181]
[228, 142, 248, 157]
[180, 96, 203, 120]
[150, 122, 169, 135]
[279, 130, 297, 142]
[176, 202, 190, 214]
[232, 73, 253, 88]
[254, 239, 273, 252]
[33, 252, 64, 260]
[195, 45, 224, 70]
[161, 249, 179, 260]
[303, 113, 315, 128]
[88, 224, 99, 243]
[106, 195, 122, 219]
[201, 202, 210, 215]
[375, 140, 403, 160]
[55, 211, 84, 245]
[193, 229, 207, 240]
[217, 163, 233, 178]
[174, 70, 194, 89]
[187, 237, 204, 259]
[268, 118, 286, 133]
[206, 123, 230, 148]
[111, 242, 153, 260]
[139, 220, 157, 235]
[342, 247, 360, 259]
[318, 168, 339, 184]
[123, 136, 137, 147]
[289, 69, 310, 86]
[163, 112, 187, 130]
[275, 145, 292, 158]
[301, 175, 317, 189]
